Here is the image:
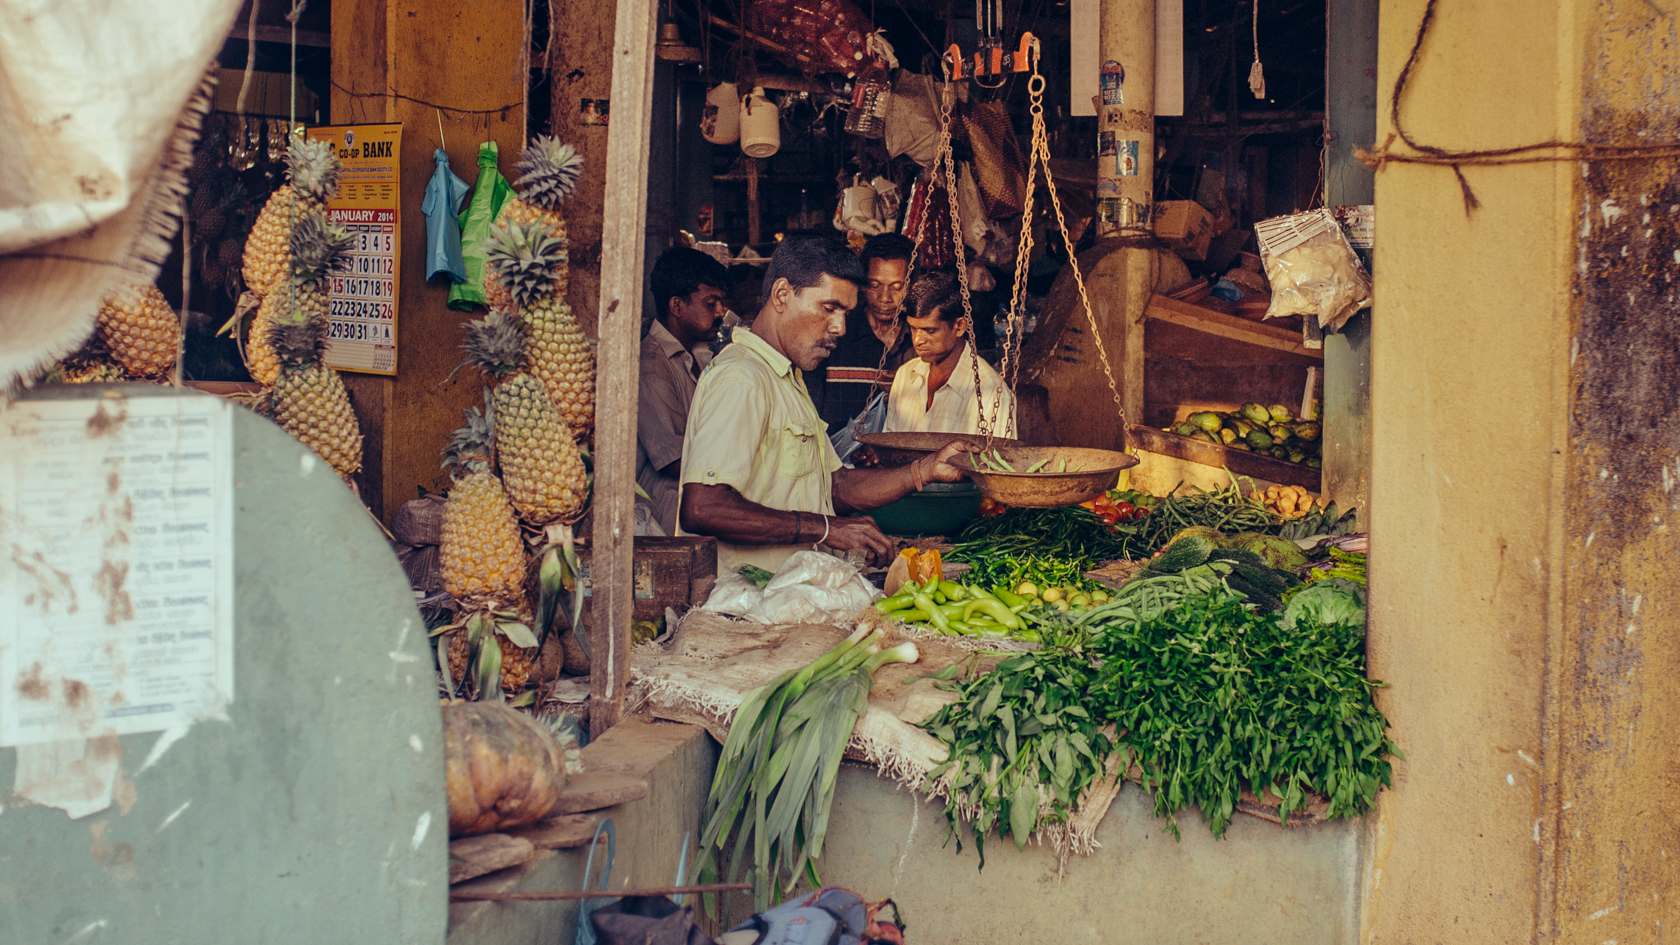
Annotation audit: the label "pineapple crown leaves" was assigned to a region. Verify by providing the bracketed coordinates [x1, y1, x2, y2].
[442, 405, 496, 478]
[266, 316, 329, 370]
[484, 219, 567, 308]
[458, 309, 529, 380]
[286, 137, 344, 201]
[288, 209, 355, 281]
[513, 136, 586, 210]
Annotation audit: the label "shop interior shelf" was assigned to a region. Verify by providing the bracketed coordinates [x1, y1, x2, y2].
[1129, 423, 1323, 492]
[1143, 293, 1324, 363]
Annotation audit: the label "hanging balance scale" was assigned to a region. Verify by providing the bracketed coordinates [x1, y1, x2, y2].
[939, 38, 1138, 507]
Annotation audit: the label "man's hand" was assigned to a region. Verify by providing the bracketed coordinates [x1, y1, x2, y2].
[820, 515, 896, 567]
[922, 438, 983, 483]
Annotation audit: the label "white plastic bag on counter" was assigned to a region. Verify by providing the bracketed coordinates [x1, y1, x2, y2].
[746, 551, 882, 624]
[1255, 209, 1371, 332]
[700, 571, 764, 616]
[746, 583, 876, 624]
[703, 552, 881, 624]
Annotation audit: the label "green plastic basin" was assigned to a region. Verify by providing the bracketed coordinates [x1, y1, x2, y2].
[868, 480, 982, 537]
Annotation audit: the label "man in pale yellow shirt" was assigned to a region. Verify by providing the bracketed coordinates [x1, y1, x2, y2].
[883, 271, 1016, 438]
[678, 235, 976, 572]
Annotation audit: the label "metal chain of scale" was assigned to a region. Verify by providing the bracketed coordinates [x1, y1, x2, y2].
[865, 77, 991, 438]
[985, 54, 1132, 451]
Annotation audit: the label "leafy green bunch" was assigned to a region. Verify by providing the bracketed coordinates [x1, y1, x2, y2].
[1088, 587, 1398, 838]
[697, 627, 919, 913]
[920, 651, 1112, 865]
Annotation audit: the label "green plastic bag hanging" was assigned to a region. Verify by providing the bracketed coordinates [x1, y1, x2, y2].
[448, 141, 513, 311]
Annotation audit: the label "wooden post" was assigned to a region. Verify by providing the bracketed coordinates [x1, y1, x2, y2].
[747, 158, 762, 246]
[588, 0, 659, 737]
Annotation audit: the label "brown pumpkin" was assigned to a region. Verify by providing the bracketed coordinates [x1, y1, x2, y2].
[443, 701, 569, 837]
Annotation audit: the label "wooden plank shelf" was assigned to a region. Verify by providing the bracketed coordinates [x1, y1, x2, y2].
[1129, 424, 1322, 492]
[1143, 294, 1323, 362]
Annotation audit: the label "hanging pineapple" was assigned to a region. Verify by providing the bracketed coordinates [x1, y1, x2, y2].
[503, 136, 585, 235]
[460, 308, 588, 526]
[242, 136, 343, 296]
[243, 137, 343, 380]
[50, 347, 129, 384]
[96, 281, 180, 379]
[436, 408, 540, 697]
[247, 291, 286, 386]
[263, 207, 364, 479]
[484, 214, 596, 443]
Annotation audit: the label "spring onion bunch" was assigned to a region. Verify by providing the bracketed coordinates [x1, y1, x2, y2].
[697, 627, 919, 913]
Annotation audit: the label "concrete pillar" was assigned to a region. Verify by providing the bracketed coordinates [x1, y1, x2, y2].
[1321, 0, 1375, 523]
[1365, 1, 1680, 939]
[330, 0, 528, 521]
[1095, 0, 1154, 237]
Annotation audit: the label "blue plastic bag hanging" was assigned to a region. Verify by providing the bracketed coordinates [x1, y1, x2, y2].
[421, 148, 471, 283]
[448, 141, 513, 310]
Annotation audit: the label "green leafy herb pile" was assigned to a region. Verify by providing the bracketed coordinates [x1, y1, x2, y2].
[919, 575, 1398, 857]
[1090, 584, 1396, 838]
[920, 650, 1111, 864]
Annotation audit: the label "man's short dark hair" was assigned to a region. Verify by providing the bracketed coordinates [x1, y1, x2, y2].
[906, 270, 964, 325]
[650, 247, 728, 317]
[859, 232, 916, 268]
[760, 233, 869, 306]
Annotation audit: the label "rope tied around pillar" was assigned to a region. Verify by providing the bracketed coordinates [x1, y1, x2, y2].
[1357, 0, 1680, 214]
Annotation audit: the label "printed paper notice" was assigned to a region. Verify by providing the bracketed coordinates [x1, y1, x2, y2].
[0, 394, 235, 747]
[309, 123, 402, 376]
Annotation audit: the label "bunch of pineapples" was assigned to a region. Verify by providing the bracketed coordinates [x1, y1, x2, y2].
[47, 281, 181, 384]
[435, 141, 597, 700]
[498, 136, 596, 443]
[436, 407, 543, 694]
[243, 137, 344, 387]
[243, 138, 365, 480]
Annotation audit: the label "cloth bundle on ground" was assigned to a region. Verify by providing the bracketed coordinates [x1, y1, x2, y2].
[590, 887, 904, 945]
[0, 0, 243, 392]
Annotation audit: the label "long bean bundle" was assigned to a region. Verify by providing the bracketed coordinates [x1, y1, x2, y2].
[951, 479, 1301, 571]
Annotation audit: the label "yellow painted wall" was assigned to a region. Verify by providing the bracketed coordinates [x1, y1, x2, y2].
[1366, 1, 1680, 941]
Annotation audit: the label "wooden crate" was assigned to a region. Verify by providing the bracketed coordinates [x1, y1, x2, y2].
[576, 536, 718, 620]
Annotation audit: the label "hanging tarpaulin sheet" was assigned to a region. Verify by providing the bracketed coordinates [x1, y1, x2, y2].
[0, 0, 244, 393]
[307, 124, 403, 376]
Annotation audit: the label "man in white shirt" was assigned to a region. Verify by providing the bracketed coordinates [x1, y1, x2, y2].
[883, 272, 1016, 438]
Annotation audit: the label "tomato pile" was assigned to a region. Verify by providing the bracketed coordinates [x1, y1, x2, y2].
[1082, 490, 1153, 530]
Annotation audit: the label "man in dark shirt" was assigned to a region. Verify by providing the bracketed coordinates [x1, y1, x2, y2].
[809, 232, 915, 433]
